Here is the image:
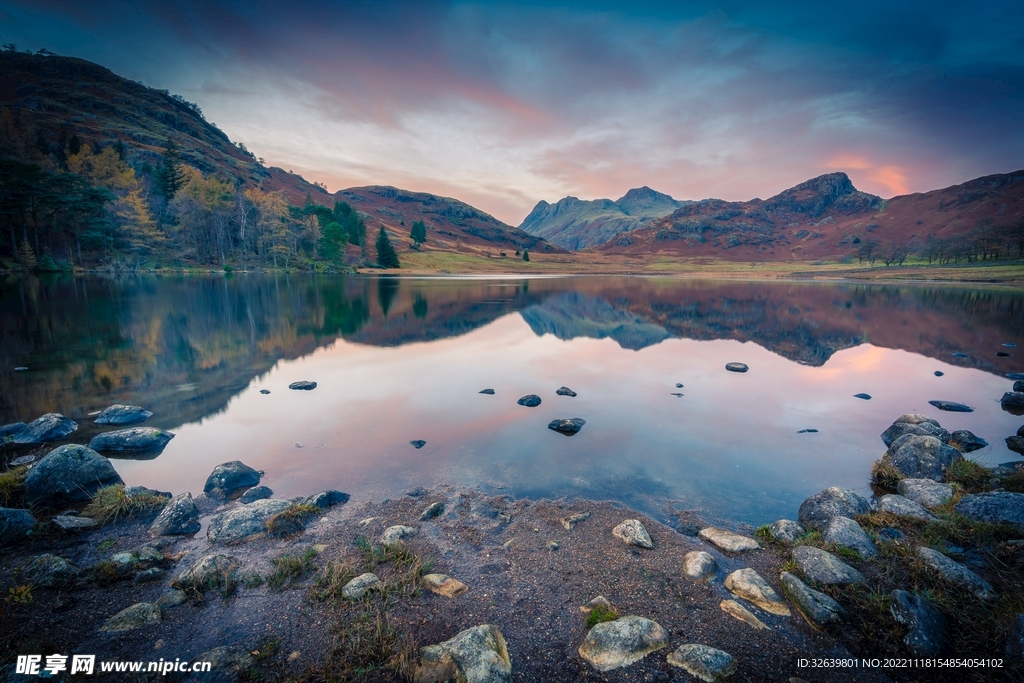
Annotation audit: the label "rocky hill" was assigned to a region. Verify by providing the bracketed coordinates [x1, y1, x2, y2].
[519, 186, 688, 250]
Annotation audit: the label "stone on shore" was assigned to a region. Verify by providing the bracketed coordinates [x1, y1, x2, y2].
[890, 590, 947, 657]
[95, 404, 152, 425]
[894, 413, 941, 426]
[24, 444, 123, 505]
[420, 501, 445, 520]
[0, 422, 26, 438]
[682, 551, 718, 582]
[171, 554, 240, 592]
[289, 381, 317, 390]
[724, 568, 791, 615]
[548, 418, 585, 435]
[1000, 392, 1024, 415]
[955, 491, 1024, 530]
[767, 519, 805, 544]
[876, 494, 938, 522]
[155, 589, 188, 609]
[423, 573, 468, 598]
[612, 519, 654, 549]
[720, 600, 768, 630]
[797, 487, 871, 531]
[52, 515, 99, 530]
[240, 486, 273, 504]
[1016, 380, 1024, 392]
[725, 362, 748, 373]
[342, 573, 381, 599]
[948, 430, 988, 453]
[556, 386, 577, 397]
[917, 547, 995, 600]
[417, 624, 511, 683]
[698, 527, 759, 552]
[207, 498, 292, 544]
[101, 602, 161, 632]
[149, 493, 201, 536]
[928, 400, 973, 412]
[1007, 436, 1024, 455]
[382, 525, 418, 545]
[13, 413, 77, 444]
[824, 517, 877, 559]
[302, 490, 350, 509]
[888, 435, 962, 481]
[89, 427, 174, 454]
[517, 394, 541, 407]
[580, 596, 615, 614]
[23, 554, 79, 587]
[792, 546, 865, 585]
[185, 647, 255, 683]
[881, 421, 950, 447]
[780, 572, 846, 630]
[561, 512, 591, 529]
[578, 616, 668, 672]
[897, 479, 954, 508]
[667, 644, 737, 682]
[203, 461, 261, 498]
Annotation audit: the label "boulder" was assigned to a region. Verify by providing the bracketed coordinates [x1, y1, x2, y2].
[0, 508, 37, 545]
[23, 554, 79, 587]
[667, 644, 738, 681]
[203, 461, 261, 498]
[125, 485, 171, 498]
[880, 421, 950, 448]
[682, 551, 718, 582]
[612, 519, 654, 549]
[13, 413, 77, 444]
[897, 479, 954, 509]
[724, 568, 790, 615]
[185, 646, 255, 683]
[556, 386, 577, 397]
[171, 554, 240, 592]
[797, 487, 871, 531]
[88, 427, 174, 454]
[916, 547, 995, 600]
[928, 400, 973, 412]
[548, 418, 585, 435]
[578, 616, 668, 672]
[134, 568, 166, 584]
[207, 498, 292, 544]
[302, 490, 350, 509]
[23, 444, 123, 505]
[517, 394, 541, 407]
[94, 404, 152, 425]
[876, 494, 938, 522]
[792, 546, 865, 585]
[780, 572, 846, 630]
[954, 491, 1024, 531]
[240, 486, 273, 504]
[720, 600, 768, 630]
[417, 624, 511, 683]
[423, 573, 469, 598]
[420, 501, 445, 520]
[1008, 436, 1024, 455]
[1000, 392, 1024, 415]
[894, 414, 941, 426]
[52, 515, 99, 530]
[100, 602, 161, 632]
[0, 422, 26, 438]
[948, 430, 988, 453]
[289, 381, 317, 390]
[149, 493, 201, 536]
[888, 435, 962, 481]
[1006, 614, 1024, 662]
[698, 527, 760, 552]
[824, 517, 877, 559]
[890, 590, 947, 657]
[1010, 372, 1024, 380]
[342, 572, 381, 599]
[1016, 380, 1024, 393]
[725, 362, 748, 373]
[767, 519, 805, 544]
[381, 525, 418, 545]
[155, 589, 188, 609]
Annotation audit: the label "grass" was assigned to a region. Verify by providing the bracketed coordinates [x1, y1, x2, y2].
[870, 456, 903, 491]
[585, 603, 619, 628]
[755, 524, 773, 543]
[1000, 468, 1024, 493]
[243, 572, 264, 588]
[266, 548, 319, 591]
[97, 538, 117, 553]
[81, 484, 169, 524]
[266, 503, 320, 536]
[0, 465, 28, 507]
[944, 459, 992, 493]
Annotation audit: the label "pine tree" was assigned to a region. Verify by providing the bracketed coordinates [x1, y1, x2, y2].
[156, 139, 185, 200]
[18, 237, 36, 270]
[410, 220, 427, 245]
[375, 226, 400, 268]
[522, 249, 530, 262]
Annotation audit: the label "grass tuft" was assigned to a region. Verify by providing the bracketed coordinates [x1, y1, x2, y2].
[266, 547, 318, 591]
[585, 603, 619, 628]
[81, 484, 168, 525]
[266, 503, 320, 536]
[944, 459, 992, 493]
[311, 560, 357, 602]
[0, 465, 29, 507]
[870, 457, 902, 491]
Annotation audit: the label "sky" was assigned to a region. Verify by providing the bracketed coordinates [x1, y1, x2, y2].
[2, 0, 1023, 225]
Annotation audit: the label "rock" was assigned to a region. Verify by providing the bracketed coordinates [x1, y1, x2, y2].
[421, 501, 445, 520]
[517, 394, 541, 407]
[10, 454, 34, 466]
[423, 573, 468, 598]
[417, 624, 511, 683]
[548, 417, 585, 435]
[207, 498, 292, 544]
[612, 519, 654, 549]
[792, 546, 865, 585]
[410, 439, 426, 449]
[100, 602, 161, 632]
[381, 525, 418, 545]
[23, 554, 79, 587]
[259, 389, 271, 394]
[203, 461, 261, 498]
[676, 383, 684, 388]
[149, 493, 201, 536]
[0, 422, 26, 438]
[928, 400, 974, 412]
[24, 444, 123, 505]
[897, 479, 954, 508]
[556, 386, 577, 397]
[52, 515, 99, 530]
[1016, 380, 1024, 393]
[171, 553, 240, 592]
[13, 413, 77, 444]
[302, 490, 349, 509]
[342, 572, 381, 599]
[561, 512, 591, 529]
[666, 644, 737, 682]
[725, 362, 748, 373]
[578, 616, 668, 672]
[125, 485, 171, 498]
[780, 572, 846, 630]
[479, 388, 495, 394]
[890, 590, 947, 657]
[95, 404, 152, 425]
[876, 494, 939, 522]
[824, 517, 877, 559]
[797, 487, 871, 531]
[682, 551, 718, 581]
[580, 595, 615, 614]
[853, 393, 872, 400]
[881, 421, 950, 448]
[1010, 372, 1024, 380]
[998, 351, 1012, 357]
[895, 413, 941, 426]
[724, 568, 791, 615]
[1006, 614, 1024, 662]
[0, 507, 37, 545]
[720, 599, 768, 630]
[767, 519, 805, 544]
[954, 491, 1024, 530]
[877, 527, 906, 543]
[133, 568, 166, 584]
[917, 547, 995, 600]
[89, 427, 175, 454]
[1001, 392, 1024, 415]
[948, 430, 988, 453]
[289, 381, 317, 390]
[698, 527, 760, 552]
[934, 371, 944, 376]
[186, 646, 255, 683]
[240, 485, 273, 503]
[406, 487, 427, 497]
[888, 435, 962, 481]
[155, 589, 188, 609]
[797, 428, 818, 433]
[1008, 436, 1024, 455]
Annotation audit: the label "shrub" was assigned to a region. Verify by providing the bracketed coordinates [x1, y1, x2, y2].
[81, 484, 169, 525]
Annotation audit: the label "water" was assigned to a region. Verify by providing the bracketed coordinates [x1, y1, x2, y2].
[2, 274, 1022, 526]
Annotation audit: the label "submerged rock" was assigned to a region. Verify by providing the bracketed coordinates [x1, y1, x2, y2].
[767, 519, 805, 544]
[888, 435, 962, 481]
[289, 381, 317, 390]
[667, 644, 737, 682]
[698, 527, 759, 552]
[724, 568, 790, 615]
[207, 498, 293, 544]
[24, 444, 123, 505]
[149, 493, 201, 536]
[797, 487, 870, 531]
[548, 417, 585, 435]
[0, 508, 37, 545]
[89, 427, 174, 454]
[556, 386, 577, 397]
[100, 602, 160, 632]
[95, 404, 152, 425]
[928, 400, 973, 412]
[897, 479, 954, 508]
[13, 413, 77, 444]
[954, 491, 1024, 530]
[203, 461, 261, 498]
[890, 590, 947, 657]
[612, 519, 654, 549]
[917, 547, 995, 600]
[781, 572, 846, 630]
[792, 546, 864, 585]
[417, 624, 511, 683]
[578, 616, 668, 672]
[682, 551, 718, 582]
[517, 394, 541, 407]
[824, 516, 877, 559]
[725, 362, 748, 373]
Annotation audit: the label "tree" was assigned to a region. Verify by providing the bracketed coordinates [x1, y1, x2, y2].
[856, 239, 878, 265]
[156, 139, 185, 200]
[410, 220, 427, 245]
[522, 248, 530, 262]
[375, 226, 400, 268]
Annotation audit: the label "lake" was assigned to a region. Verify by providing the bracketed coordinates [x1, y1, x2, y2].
[2, 274, 1022, 527]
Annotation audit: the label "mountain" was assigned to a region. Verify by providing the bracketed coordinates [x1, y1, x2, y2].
[598, 171, 1024, 262]
[519, 186, 689, 250]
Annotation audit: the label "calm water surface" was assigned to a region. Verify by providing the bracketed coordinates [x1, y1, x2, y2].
[2, 274, 1022, 526]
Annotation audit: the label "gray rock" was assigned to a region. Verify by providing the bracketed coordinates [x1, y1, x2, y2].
[302, 490, 350, 509]
[100, 602, 161, 632]
[792, 546, 865, 585]
[725, 362, 748, 373]
[578, 616, 668, 672]
[666, 644, 737, 681]
[1008, 436, 1024, 455]
[1006, 614, 1024, 662]
[548, 417, 585, 434]
[155, 589, 188, 609]
[612, 519, 654, 549]
[561, 512, 592, 529]
[24, 444, 123, 505]
[719, 599, 768, 630]
[853, 393, 872, 400]
[824, 516, 877, 559]
[876, 494, 939, 522]
[948, 430, 988, 453]
[917, 547, 995, 600]
[207, 498, 292, 544]
[724, 568, 790, 615]
[878, 527, 906, 543]
[203, 461, 261, 498]
[0, 422, 26, 438]
[89, 427, 174, 454]
[888, 435, 962, 481]
[780, 572, 846, 630]
[23, 554, 79, 587]
[881, 421, 950, 448]
[289, 381, 317, 390]
[1016, 381, 1024, 392]
[420, 501, 445, 520]
[0, 507, 37, 545]
[767, 519, 805, 544]
[149, 492, 200, 536]
[417, 624, 511, 683]
[124, 485, 172, 498]
[890, 590, 947, 657]
[10, 454, 34, 466]
[797, 487, 871, 531]
[13, 413, 77, 444]
[171, 553, 240, 592]
[479, 388, 495, 395]
[185, 646, 255, 683]
[517, 394, 541, 407]
[382, 525, 418, 545]
[133, 568, 166, 584]
[52, 515, 99, 530]
[698, 527, 760, 552]
[682, 551, 718, 581]
[897, 479, 954, 508]
[928, 400, 973, 412]
[1000, 392, 1024, 414]
[954, 491, 1024, 530]
[95, 404, 152, 425]
[894, 413, 941, 426]
[556, 386, 577, 397]
[240, 486, 273, 503]
[342, 572, 381, 599]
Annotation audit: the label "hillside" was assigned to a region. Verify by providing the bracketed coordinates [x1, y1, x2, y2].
[519, 186, 688, 250]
